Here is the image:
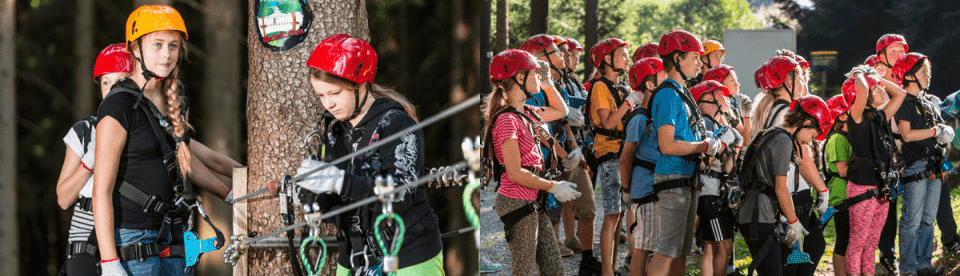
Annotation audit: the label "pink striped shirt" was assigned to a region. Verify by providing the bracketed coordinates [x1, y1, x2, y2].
[493, 107, 543, 201]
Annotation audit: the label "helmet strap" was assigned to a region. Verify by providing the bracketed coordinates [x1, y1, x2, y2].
[512, 75, 533, 99]
[879, 51, 895, 69]
[348, 84, 371, 121]
[701, 54, 713, 70]
[674, 54, 689, 82]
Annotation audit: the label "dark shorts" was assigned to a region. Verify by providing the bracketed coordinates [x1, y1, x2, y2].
[697, 195, 734, 242]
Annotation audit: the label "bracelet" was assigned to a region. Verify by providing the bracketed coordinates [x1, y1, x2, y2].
[702, 140, 710, 153]
[548, 181, 555, 192]
[101, 257, 119, 263]
[818, 188, 828, 193]
[787, 218, 799, 224]
[81, 162, 93, 172]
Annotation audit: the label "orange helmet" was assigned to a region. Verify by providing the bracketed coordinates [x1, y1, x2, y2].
[702, 40, 725, 55]
[125, 5, 188, 52]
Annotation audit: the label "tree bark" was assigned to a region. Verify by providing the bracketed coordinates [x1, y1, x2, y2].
[529, 0, 548, 35]
[584, 0, 598, 78]
[200, 0, 244, 275]
[73, 0, 94, 119]
[495, 0, 508, 52]
[0, 0, 18, 275]
[245, 0, 368, 275]
[135, 0, 170, 6]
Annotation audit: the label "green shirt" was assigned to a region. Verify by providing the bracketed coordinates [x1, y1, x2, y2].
[825, 132, 852, 206]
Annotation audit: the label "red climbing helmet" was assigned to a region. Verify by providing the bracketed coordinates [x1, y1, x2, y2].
[892, 52, 928, 86]
[565, 37, 582, 51]
[864, 55, 881, 66]
[489, 49, 540, 85]
[790, 96, 834, 140]
[92, 43, 133, 82]
[690, 80, 729, 102]
[876, 34, 908, 55]
[756, 56, 800, 90]
[520, 34, 558, 56]
[795, 55, 810, 70]
[702, 64, 734, 83]
[306, 34, 378, 84]
[826, 94, 851, 119]
[591, 38, 629, 69]
[628, 57, 663, 92]
[632, 42, 659, 62]
[657, 30, 703, 56]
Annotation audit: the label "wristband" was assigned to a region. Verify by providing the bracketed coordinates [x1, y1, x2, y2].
[702, 140, 710, 153]
[818, 188, 828, 193]
[788, 218, 799, 224]
[548, 181, 555, 192]
[101, 257, 119, 263]
[82, 162, 93, 172]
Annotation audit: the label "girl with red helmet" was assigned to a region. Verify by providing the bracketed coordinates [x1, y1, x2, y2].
[620, 57, 667, 276]
[823, 92, 854, 276]
[297, 34, 447, 275]
[841, 65, 906, 276]
[483, 48, 580, 275]
[892, 53, 951, 276]
[689, 80, 741, 276]
[735, 96, 833, 276]
[748, 55, 830, 276]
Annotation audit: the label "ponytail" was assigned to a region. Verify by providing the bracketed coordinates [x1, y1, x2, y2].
[752, 91, 775, 131]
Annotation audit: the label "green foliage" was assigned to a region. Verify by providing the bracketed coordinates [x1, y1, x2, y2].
[258, 2, 275, 17]
[492, 0, 760, 50]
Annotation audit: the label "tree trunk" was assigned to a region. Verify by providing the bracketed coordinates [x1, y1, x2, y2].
[495, 0, 508, 52]
[245, 0, 368, 275]
[135, 0, 170, 6]
[73, 0, 94, 119]
[529, 0, 548, 35]
[584, 0, 598, 79]
[0, 0, 18, 275]
[200, 0, 244, 275]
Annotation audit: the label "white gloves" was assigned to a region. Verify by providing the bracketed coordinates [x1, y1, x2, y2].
[737, 94, 754, 117]
[622, 189, 632, 206]
[936, 124, 955, 145]
[536, 60, 554, 89]
[562, 148, 583, 171]
[295, 159, 345, 195]
[625, 92, 644, 107]
[567, 108, 585, 127]
[718, 127, 743, 148]
[703, 137, 724, 156]
[815, 189, 829, 215]
[100, 259, 128, 276]
[548, 181, 581, 202]
[844, 65, 878, 79]
[782, 217, 809, 245]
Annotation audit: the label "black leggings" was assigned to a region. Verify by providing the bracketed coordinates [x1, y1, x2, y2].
[783, 192, 825, 276]
[740, 223, 787, 276]
[833, 209, 850, 256]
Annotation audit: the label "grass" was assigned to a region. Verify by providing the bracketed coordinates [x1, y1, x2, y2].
[686, 184, 960, 275]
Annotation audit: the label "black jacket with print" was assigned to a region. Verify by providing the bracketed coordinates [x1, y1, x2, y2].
[320, 97, 442, 270]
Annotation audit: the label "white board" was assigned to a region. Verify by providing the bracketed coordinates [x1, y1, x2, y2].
[722, 29, 796, 99]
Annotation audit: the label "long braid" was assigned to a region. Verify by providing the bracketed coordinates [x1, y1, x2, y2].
[164, 76, 192, 179]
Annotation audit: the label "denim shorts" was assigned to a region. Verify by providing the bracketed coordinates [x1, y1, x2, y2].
[115, 227, 190, 276]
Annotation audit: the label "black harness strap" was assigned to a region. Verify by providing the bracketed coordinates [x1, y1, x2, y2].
[632, 158, 656, 172]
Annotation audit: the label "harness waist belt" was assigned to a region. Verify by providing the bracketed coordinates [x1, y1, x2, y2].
[834, 188, 880, 211]
[653, 176, 695, 193]
[632, 194, 658, 205]
[76, 197, 92, 212]
[632, 158, 656, 172]
[499, 201, 543, 241]
[593, 127, 626, 140]
[901, 171, 934, 184]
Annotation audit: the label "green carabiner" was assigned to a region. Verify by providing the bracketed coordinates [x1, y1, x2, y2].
[299, 235, 327, 276]
[374, 213, 405, 275]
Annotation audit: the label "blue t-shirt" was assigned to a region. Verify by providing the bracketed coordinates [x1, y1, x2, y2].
[651, 79, 701, 176]
[625, 112, 660, 199]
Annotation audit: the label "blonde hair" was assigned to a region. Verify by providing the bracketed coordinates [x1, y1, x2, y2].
[751, 70, 797, 131]
[131, 35, 193, 180]
[309, 69, 419, 122]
